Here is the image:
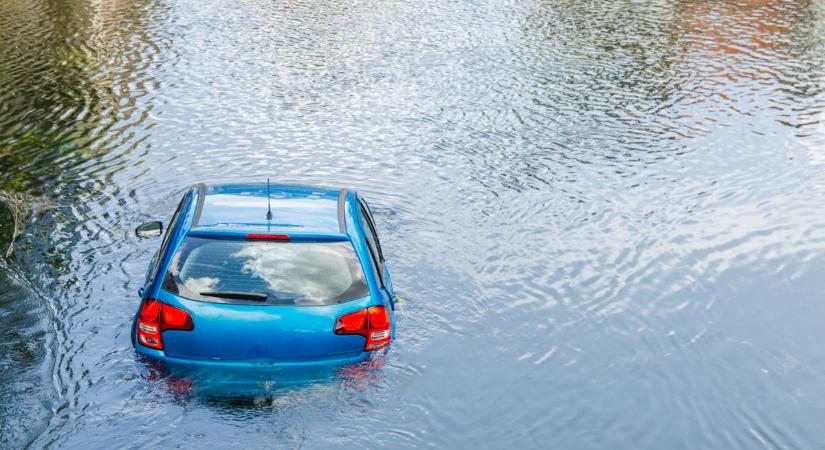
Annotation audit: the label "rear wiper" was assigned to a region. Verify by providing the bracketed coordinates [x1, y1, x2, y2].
[200, 291, 268, 301]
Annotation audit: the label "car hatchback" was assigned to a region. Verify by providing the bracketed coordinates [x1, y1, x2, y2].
[132, 183, 395, 367]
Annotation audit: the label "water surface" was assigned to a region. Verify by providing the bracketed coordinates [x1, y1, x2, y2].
[2, 0, 825, 448]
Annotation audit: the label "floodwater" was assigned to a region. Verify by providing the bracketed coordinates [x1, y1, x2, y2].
[1, 0, 825, 448]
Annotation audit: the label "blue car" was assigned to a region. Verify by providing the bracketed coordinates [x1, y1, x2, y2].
[132, 183, 395, 368]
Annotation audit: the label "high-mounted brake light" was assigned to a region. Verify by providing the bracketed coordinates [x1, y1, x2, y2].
[136, 299, 194, 350]
[334, 306, 392, 351]
[245, 234, 290, 241]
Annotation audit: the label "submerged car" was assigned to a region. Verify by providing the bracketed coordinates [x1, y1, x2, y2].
[132, 183, 395, 367]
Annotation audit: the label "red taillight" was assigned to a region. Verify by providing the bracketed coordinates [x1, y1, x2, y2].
[137, 299, 163, 349]
[245, 234, 290, 241]
[365, 306, 391, 350]
[334, 306, 392, 351]
[140, 298, 161, 321]
[334, 309, 367, 333]
[136, 299, 194, 350]
[161, 304, 194, 331]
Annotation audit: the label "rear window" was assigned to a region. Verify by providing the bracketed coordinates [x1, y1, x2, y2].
[161, 237, 369, 306]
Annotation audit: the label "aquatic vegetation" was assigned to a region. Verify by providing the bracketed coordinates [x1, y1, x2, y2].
[0, 191, 56, 258]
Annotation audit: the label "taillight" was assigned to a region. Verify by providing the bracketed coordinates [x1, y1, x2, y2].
[136, 299, 194, 350]
[334, 306, 392, 351]
[334, 309, 367, 333]
[161, 304, 194, 331]
[137, 299, 163, 349]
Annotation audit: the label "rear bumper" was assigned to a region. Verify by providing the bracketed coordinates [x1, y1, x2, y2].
[134, 342, 370, 369]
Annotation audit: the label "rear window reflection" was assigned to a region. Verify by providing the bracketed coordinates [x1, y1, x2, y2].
[162, 238, 369, 305]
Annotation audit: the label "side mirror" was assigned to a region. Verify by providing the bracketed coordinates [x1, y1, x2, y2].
[135, 221, 163, 238]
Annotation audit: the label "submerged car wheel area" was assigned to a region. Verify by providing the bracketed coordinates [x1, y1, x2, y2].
[132, 183, 395, 367]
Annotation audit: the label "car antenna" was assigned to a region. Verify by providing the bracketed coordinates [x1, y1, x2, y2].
[266, 178, 273, 222]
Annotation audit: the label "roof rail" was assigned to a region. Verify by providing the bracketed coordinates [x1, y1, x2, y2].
[192, 183, 206, 226]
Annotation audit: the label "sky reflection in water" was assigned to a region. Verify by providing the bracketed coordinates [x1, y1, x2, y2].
[1, 0, 825, 448]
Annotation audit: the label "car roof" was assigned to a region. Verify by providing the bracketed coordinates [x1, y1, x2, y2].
[191, 183, 346, 235]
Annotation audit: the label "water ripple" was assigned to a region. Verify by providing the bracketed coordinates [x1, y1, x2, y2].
[2, 0, 825, 448]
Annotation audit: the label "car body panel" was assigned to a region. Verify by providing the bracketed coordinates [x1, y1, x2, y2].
[156, 290, 372, 361]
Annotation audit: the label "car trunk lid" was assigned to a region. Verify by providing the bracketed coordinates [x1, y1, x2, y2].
[157, 292, 370, 361]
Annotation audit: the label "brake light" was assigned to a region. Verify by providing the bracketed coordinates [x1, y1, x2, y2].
[334, 306, 392, 351]
[245, 234, 290, 241]
[335, 309, 367, 333]
[136, 299, 194, 350]
[161, 304, 194, 331]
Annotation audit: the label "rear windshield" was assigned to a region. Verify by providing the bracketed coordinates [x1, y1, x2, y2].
[161, 237, 369, 306]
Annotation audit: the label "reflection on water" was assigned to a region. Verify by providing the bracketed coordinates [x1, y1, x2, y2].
[140, 351, 386, 401]
[1, 0, 825, 447]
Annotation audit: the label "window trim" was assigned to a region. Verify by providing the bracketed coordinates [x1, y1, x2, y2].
[358, 202, 384, 287]
[359, 198, 384, 262]
[150, 189, 192, 283]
